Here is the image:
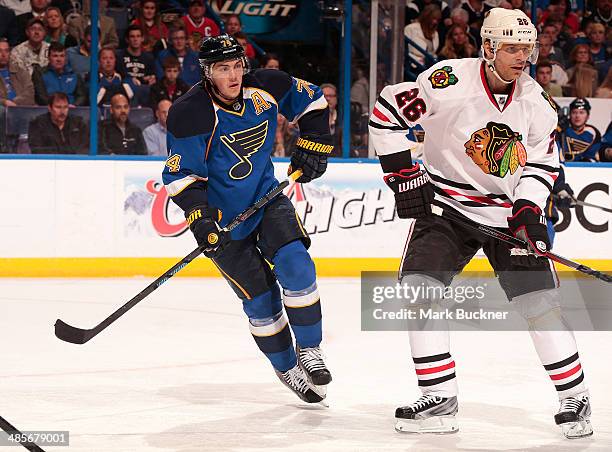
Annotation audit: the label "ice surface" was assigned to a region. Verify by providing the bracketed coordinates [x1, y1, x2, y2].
[1, 278, 610, 451]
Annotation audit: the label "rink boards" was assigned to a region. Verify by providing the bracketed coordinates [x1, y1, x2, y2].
[0, 159, 610, 277]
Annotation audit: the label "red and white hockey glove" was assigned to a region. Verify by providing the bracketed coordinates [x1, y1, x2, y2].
[383, 163, 434, 219]
[507, 199, 550, 266]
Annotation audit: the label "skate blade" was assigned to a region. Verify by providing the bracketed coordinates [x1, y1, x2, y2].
[395, 415, 459, 434]
[561, 419, 593, 439]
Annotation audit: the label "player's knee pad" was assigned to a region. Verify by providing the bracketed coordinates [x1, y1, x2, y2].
[241, 284, 282, 319]
[272, 240, 316, 292]
[512, 288, 569, 330]
[400, 273, 446, 306]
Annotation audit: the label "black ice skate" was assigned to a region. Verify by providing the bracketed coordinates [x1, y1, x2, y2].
[395, 394, 459, 434]
[296, 345, 332, 386]
[275, 364, 325, 404]
[555, 394, 593, 439]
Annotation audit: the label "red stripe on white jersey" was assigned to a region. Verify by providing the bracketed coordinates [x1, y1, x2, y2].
[442, 189, 513, 208]
[372, 106, 391, 123]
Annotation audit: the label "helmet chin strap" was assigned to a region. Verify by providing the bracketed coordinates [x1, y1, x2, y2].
[486, 61, 514, 85]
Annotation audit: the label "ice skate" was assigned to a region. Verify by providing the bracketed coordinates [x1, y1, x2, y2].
[395, 394, 459, 434]
[555, 394, 593, 439]
[296, 345, 332, 386]
[275, 364, 326, 404]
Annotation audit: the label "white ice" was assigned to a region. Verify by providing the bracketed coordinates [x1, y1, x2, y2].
[1, 277, 611, 451]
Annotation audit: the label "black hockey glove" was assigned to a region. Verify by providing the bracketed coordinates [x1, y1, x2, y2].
[507, 199, 550, 267]
[555, 183, 576, 208]
[288, 135, 333, 183]
[383, 163, 434, 219]
[186, 205, 229, 258]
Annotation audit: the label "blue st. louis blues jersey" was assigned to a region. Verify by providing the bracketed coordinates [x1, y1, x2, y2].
[162, 69, 328, 239]
[557, 124, 601, 162]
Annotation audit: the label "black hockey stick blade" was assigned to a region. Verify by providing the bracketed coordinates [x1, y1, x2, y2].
[0, 416, 46, 452]
[54, 171, 302, 344]
[54, 319, 93, 344]
[431, 204, 612, 284]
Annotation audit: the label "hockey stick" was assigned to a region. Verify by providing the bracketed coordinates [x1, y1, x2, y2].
[552, 194, 612, 213]
[430, 204, 612, 284]
[0, 416, 46, 452]
[55, 170, 303, 344]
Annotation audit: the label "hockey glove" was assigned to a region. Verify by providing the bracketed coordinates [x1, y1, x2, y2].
[186, 205, 229, 258]
[555, 184, 576, 208]
[288, 135, 333, 183]
[507, 199, 550, 267]
[383, 163, 434, 219]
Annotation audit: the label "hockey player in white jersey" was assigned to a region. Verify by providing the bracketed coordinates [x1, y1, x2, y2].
[369, 8, 592, 438]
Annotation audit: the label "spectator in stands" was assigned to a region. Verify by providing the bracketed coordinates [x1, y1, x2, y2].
[542, 18, 574, 56]
[98, 92, 146, 154]
[406, 0, 451, 28]
[0, 5, 18, 46]
[67, 0, 119, 49]
[10, 18, 49, 76]
[581, 0, 611, 29]
[182, 0, 219, 51]
[438, 23, 476, 60]
[143, 98, 170, 155]
[595, 66, 612, 98]
[557, 97, 601, 161]
[321, 82, 340, 154]
[28, 92, 88, 153]
[0, 0, 31, 16]
[43, 6, 77, 47]
[535, 60, 563, 97]
[584, 22, 609, 67]
[32, 41, 87, 106]
[448, 7, 479, 48]
[155, 26, 200, 86]
[539, 0, 580, 35]
[96, 47, 134, 106]
[15, 0, 48, 44]
[460, 0, 491, 29]
[233, 32, 258, 69]
[223, 14, 256, 59]
[66, 25, 95, 77]
[563, 44, 599, 97]
[0, 38, 34, 106]
[149, 55, 188, 107]
[538, 32, 566, 69]
[116, 24, 156, 106]
[404, 4, 441, 66]
[262, 53, 280, 70]
[131, 0, 168, 53]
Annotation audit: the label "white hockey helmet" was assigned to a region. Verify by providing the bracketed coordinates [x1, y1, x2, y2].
[481, 8, 539, 64]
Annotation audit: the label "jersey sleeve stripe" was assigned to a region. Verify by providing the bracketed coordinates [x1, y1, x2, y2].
[372, 106, 391, 123]
[519, 174, 553, 192]
[525, 162, 560, 173]
[368, 119, 406, 131]
[166, 175, 207, 197]
[291, 95, 328, 122]
[376, 96, 410, 129]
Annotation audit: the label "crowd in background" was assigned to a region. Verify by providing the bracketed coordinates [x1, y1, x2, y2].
[0, 0, 609, 160]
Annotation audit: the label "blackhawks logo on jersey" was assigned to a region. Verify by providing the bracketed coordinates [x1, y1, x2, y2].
[428, 66, 458, 89]
[464, 122, 527, 178]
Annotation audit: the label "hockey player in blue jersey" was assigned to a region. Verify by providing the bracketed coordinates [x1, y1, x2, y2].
[162, 35, 333, 403]
[557, 98, 601, 162]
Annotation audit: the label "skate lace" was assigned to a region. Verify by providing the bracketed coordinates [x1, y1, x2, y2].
[408, 394, 441, 411]
[284, 367, 309, 394]
[559, 397, 584, 414]
[299, 347, 326, 372]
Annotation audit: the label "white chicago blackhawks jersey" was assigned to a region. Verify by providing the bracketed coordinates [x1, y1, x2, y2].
[369, 58, 560, 228]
